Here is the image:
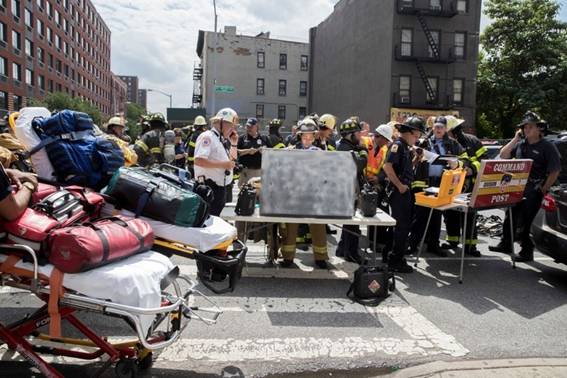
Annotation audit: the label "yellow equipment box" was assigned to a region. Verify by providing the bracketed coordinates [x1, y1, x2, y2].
[415, 168, 466, 208]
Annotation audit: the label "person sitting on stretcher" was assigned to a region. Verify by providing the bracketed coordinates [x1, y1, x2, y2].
[0, 164, 38, 221]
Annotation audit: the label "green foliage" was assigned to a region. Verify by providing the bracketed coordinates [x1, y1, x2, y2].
[125, 102, 146, 140]
[475, 112, 503, 139]
[29, 92, 103, 126]
[477, 0, 567, 137]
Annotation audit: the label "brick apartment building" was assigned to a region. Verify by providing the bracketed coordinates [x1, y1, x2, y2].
[0, 0, 114, 117]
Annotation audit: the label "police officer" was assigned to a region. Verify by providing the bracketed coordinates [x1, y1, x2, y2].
[186, 115, 209, 177]
[490, 111, 561, 262]
[266, 119, 286, 149]
[280, 118, 329, 269]
[335, 117, 368, 263]
[194, 108, 239, 216]
[237, 117, 269, 188]
[314, 114, 337, 151]
[382, 117, 426, 273]
[133, 112, 168, 167]
[443, 116, 487, 257]
[409, 116, 464, 256]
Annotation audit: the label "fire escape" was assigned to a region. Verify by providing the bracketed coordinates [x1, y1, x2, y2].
[192, 62, 203, 108]
[395, 0, 458, 109]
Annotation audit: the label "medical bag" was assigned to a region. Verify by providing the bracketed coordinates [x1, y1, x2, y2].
[47, 216, 154, 273]
[359, 183, 378, 217]
[347, 263, 395, 306]
[235, 184, 256, 216]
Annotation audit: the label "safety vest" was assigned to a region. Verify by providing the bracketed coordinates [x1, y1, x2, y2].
[366, 142, 388, 178]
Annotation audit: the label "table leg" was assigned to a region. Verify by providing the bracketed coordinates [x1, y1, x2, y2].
[459, 207, 468, 284]
[414, 208, 434, 267]
[509, 207, 516, 269]
[373, 224, 378, 266]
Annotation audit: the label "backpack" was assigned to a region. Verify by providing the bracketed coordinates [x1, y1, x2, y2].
[30, 110, 124, 189]
[347, 252, 395, 306]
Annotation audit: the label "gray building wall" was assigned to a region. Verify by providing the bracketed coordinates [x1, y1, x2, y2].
[198, 27, 309, 127]
[310, 0, 482, 128]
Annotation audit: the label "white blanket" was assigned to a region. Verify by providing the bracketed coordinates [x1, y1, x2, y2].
[0, 251, 174, 335]
[101, 204, 237, 252]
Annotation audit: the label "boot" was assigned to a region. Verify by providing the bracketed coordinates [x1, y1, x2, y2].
[428, 244, 448, 257]
[441, 241, 459, 249]
[388, 258, 414, 273]
[514, 250, 534, 262]
[315, 260, 329, 269]
[464, 246, 481, 257]
[488, 241, 512, 254]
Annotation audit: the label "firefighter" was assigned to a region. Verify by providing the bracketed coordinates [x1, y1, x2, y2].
[186, 115, 209, 176]
[133, 112, 168, 167]
[335, 117, 368, 263]
[266, 119, 286, 149]
[280, 118, 329, 269]
[489, 111, 561, 262]
[408, 116, 464, 256]
[286, 123, 300, 147]
[382, 117, 426, 273]
[443, 115, 487, 257]
[314, 114, 337, 151]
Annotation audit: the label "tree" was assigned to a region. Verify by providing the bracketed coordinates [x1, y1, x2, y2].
[125, 102, 146, 140]
[477, 0, 567, 137]
[29, 92, 103, 126]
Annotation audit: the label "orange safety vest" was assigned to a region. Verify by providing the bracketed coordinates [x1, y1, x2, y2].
[366, 142, 388, 178]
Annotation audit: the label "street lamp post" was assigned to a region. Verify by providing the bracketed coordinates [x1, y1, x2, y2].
[147, 88, 173, 110]
[211, 0, 219, 115]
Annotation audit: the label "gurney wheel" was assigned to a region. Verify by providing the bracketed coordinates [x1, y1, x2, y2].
[115, 358, 138, 378]
[137, 351, 154, 370]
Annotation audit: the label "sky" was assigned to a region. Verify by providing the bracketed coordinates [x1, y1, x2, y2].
[91, 0, 567, 116]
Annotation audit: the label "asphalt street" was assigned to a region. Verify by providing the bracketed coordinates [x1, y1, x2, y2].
[1, 210, 567, 377]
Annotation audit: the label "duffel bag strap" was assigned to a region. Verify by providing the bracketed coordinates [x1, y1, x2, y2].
[135, 183, 157, 218]
[87, 217, 147, 251]
[28, 130, 94, 156]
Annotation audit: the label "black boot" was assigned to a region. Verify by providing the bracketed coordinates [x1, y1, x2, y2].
[441, 241, 459, 250]
[514, 250, 534, 262]
[428, 244, 448, 257]
[388, 258, 414, 273]
[464, 246, 481, 257]
[488, 241, 512, 254]
[315, 260, 329, 269]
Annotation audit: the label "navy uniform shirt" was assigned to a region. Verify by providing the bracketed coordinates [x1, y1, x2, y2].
[386, 139, 414, 186]
[513, 138, 561, 186]
[0, 166, 12, 202]
[237, 133, 269, 170]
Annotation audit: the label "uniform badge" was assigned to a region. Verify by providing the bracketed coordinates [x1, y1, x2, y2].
[202, 137, 211, 146]
[391, 144, 399, 153]
[257, 139, 262, 145]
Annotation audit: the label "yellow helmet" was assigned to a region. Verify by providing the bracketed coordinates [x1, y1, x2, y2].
[445, 115, 466, 132]
[194, 115, 207, 126]
[319, 114, 337, 130]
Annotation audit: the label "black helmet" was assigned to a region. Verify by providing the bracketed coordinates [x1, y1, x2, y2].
[518, 111, 548, 131]
[400, 116, 426, 134]
[339, 118, 362, 136]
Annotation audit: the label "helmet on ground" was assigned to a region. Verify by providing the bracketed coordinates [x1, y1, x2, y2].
[213, 108, 239, 124]
[194, 115, 207, 127]
[445, 115, 466, 132]
[517, 111, 548, 131]
[319, 114, 337, 130]
[296, 118, 318, 134]
[374, 124, 394, 142]
[339, 117, 362, 136]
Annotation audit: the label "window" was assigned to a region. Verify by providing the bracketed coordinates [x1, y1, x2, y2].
[0, 91, 7, 111]
[457, 0, 467, 13]
[47, 27, 52, 42]
[37, 46, 44, 62]
[25, 38, 33, 56]
[300, 55, 309, 71]
[256, 78, 265, 95]
[36, 0, 43, 9]
[430, 0, 441, 10]
[278, 105, 286, 120]
[11, 30, 21, 51]
[279, 80, 287, 96]
[401, 29, 413, 56]
[428, 30, 440, 58]
[454, 32, 466, 58]
[0, 56, 7, 76]
[453, 79, 464, 105]
[11, 0, 20, 18]
[12, 62, 21, 81]
[37, 18, 44, 35]
[257, 52, 265, 68]
[299, 81, 307, 97]
[55, 9, 60, 25]
[25, 68, 33, 85]
[55, 34, 61, 49]
[24, 8, 32, 27]
[0, 22, 6, 42]
[13, 95, 22, 110]
[279, 53, 287, 70]
[256, 104, 264, 118]
[298, 106, 307, 120]
[426, 77, 438, 103]
[399, 75, 411, 103]
[38, 74, 45, 90]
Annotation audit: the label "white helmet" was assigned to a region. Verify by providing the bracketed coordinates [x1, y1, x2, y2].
[375, 124, 394, 142]
[213, 108, 239, 124]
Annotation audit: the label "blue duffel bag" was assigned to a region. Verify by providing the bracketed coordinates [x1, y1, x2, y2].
[30, 110, 125, 189]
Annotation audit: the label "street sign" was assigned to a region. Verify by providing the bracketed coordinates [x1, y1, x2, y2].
[215, 85, 235, 93]
[469, 159, 533, 209]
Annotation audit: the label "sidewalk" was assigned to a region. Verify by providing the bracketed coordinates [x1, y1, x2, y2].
[390, 358, 567, 377]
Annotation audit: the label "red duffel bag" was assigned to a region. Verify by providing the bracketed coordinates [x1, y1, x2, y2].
[47, 216, 154, 273]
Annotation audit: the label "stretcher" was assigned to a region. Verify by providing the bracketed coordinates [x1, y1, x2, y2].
[0, 244, 222, 378]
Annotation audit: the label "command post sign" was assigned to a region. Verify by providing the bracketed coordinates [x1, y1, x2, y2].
[469, 159, 533, 209]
